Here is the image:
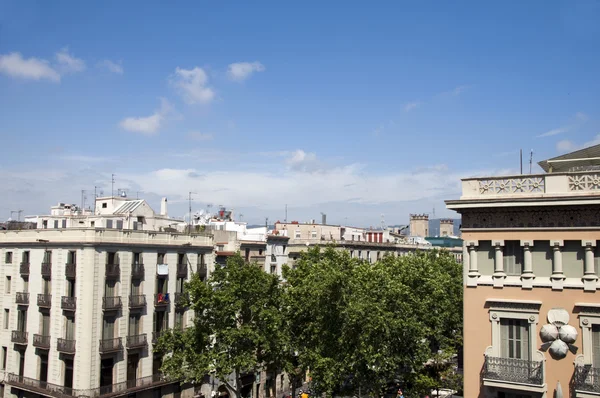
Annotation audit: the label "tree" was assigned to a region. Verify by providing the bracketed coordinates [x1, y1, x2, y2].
[157, 253, 288, 398]
[283, 246, 462, 397]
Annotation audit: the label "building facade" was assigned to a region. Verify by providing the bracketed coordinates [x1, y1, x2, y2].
[0, 198, 214, 398]
[446, 145, 600, 398]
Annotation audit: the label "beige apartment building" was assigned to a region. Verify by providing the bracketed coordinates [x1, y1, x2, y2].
[0, 200, 214, 398]
[446, 145, 600, 398]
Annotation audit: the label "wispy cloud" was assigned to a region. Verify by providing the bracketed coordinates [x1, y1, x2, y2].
[537, 111, 589, 138]
[556, 133, 600, 153]
[58, 154, 114, 163]
[0, 52, 61, 82]
[119, 98, 173, 135]
[55, 48, 86, 73]
[99, 59, 123, 74]
[538, 127, 569, 138]
[403, 101, 421, 112]
[187, 131, 214, 141]
[227, 61, 265, 82]
[437, 85, 471, 97]
[170, 67, 215, 104]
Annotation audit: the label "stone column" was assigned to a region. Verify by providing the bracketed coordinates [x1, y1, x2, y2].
[551, 241, 565, 290]
[466, 242, 480, 287]
[493, 241, 506, 287]
[583, 241, 598, 291]
[521, 241, 535, 289]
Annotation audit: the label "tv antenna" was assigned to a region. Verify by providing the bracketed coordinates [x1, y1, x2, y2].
[239, 213, 244, 222]
[188, 192, 197, 234]
[111, 174, 116, 204]
[529, 149, 534, 174]
[10, 210, 23, 222]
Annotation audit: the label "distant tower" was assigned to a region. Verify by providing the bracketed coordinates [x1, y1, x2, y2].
[409, 214, 429, 238]
[439, 218, 454, 237]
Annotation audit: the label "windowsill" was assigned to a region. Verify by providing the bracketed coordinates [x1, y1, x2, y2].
[482, 379, 547, 393]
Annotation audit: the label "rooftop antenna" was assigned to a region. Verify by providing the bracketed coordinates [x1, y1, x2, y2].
[432, 207, 436, 218]
[265, 217, 269, 229]
[111, 174, 116, 205]
[239, 213, 244, 222]
[136, 191, 143, 199]
[529, 149, 533, 174]
[10, 210, 23, 222]
[381, 213, 386, 230]
[81, 190, 87, 212]
[188, 192, 197, 234]
[520, 149, 523, 175]
[94, 186, 99, 213]
[285, 204, 288, 223]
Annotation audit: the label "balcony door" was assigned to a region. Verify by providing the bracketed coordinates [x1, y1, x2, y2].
[501, 319, 529, 360]
[129, 315, 140, 336]
[127, 354, 139, 383]
[100, 358, 114, 388]
[66, 315, 75, 340]
[17, 309, 27, 332]
[593, 324, 600, 367]
[64, 358, 74, 389]
[41, 311, 50, 336]
[103, 317, 115, 340]
[39, 353, 48, 382]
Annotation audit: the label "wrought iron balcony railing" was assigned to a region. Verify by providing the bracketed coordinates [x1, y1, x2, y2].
[37, 294, 52, 308]
[176, 263, 188, 277]
[41, 262, 52, 277]
[131, 263, 145, 279]
[102, 296, 122, 311]
[482, 355, 544, 386]
[174, 292, 188, 308]
[129, 294, 147, 309]
[19, 262, 30, 276]
[65, 263, 76, 279]
[15, 292, 29, 305]
[11, 330, 28, 345]
[105, 263, 120, 279]
[126, 333, 148, 349]
[6, 372, 172, 398]
[197, 263, 208, 279]
[61, 296, 76, 311]
[57, 338, 76, 354]
[574, 364, 600, 393]
[154, 293, 170, 309]
[152, 330, 167, 344]
[99, 337, 123, 353]
[33, 334, 50, 349]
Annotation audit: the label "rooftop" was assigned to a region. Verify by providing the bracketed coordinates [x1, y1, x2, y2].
[538, 144, 600, 173]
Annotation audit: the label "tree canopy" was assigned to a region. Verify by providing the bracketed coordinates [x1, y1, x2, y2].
[158, 247, 463, 397]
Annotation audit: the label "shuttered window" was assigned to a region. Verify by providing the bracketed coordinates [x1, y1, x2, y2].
[593, 325, 600, 367]
[501, 319, 529, 360]
[65, 316, 75, 340]
[103, 317, 115, 339]
[503, 241, 523, 276]
[41, 312, 50, 336]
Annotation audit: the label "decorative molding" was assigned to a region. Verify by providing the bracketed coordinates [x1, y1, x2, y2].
[479, 177, 545, 195]
[486, 299, 542, 313]
[461, 205, 600, 229]
[569, 174, 600, 191]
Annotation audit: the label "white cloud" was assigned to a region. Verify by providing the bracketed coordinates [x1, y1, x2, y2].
[576, 112, 589, 122]
[556, 140, 577, 152]
[119, 99, 172, 135]
[55, 48, 85, 73]
[285, 150, 321, 172]
[99, 60, 123, 74]
[170, 67, 215, 104]
[227, 61, 265, 82]
[0, 52, 60, 82]
[187, 131, 213, 141]
[538, 127, 569, 138]
[404, 101, 421, 112]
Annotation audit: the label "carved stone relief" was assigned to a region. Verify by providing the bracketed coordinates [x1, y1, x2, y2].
[479, 177, 545, 195]
[462, 206, 600, 229]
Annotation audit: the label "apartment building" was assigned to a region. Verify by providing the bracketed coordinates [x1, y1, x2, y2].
[0, 199, 214, 398]
[446, 144, 600, 398]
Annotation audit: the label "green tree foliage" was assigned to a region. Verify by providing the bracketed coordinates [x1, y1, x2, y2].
[283, 246, 462, 397]
[157, 253, 287, 398]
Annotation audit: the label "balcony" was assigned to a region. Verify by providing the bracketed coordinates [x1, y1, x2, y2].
[174, 292, 188, 308]
[102, 296, 122, 311]
[482, 355, 545, 391]
[19, 262, 30, 276]
[33, 334, 50, 349]
[57, 338, 76, 354]
[176, 263, 188, 277]
[129, 294, 147, 310]
[131, 263, 145, 279]
[126, 333, 148, 349]
[105, 263, 120, 279]
[99, 337, 123, 353]
[152, 330, 167, 344]
[154, 293, 170, 309]
[41, 262, 52, 277]
[197, 263, 207, 279]
[65, 263, 76, 279]
[11, 330, 28, 345]
[15, 292, 29, 305]
[37, 294, 52, 308]
[6, 373, 172, 398]
[574, 364, 600, 394]
[61, 296, 76, 311]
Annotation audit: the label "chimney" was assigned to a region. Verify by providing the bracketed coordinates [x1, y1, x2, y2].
[322, 213, 327, 225]
[160, 197, 168, 216]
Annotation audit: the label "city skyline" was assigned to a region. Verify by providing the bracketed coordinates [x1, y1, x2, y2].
[1, 1, 600, 224]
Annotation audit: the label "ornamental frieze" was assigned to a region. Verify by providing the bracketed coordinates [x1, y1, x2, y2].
[462, 206, 600, 229]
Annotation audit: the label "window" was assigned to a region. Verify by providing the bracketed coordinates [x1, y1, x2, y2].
[5, 277, 10, 294]
[42, 220, 48, 229]
[504, 241, 523, 276]
[174, 311, 184, 330]
[270, 265, 276, 274]
[501, 319, 529, 360]
[358, 250, 362, 259]
[350, 250, 354, 258]
[311, 231, 317, 239]
[133, 252, 142, 265]
[282, 245, 286, 254]
[106, 220, 113, 229]
[53, 220, 59, 229]
[22, 251, 30, 264]
[43, 250, 52, 264]
[295, 231, 301, 239]
[61, 219, 67, 228]
[107, 252, 118, 265]
[216, 245, 224, 252]
[116, 220, 123, 230]
[157, 252, 166, 264]
[67, 250, 76, 264]
[5, 252, 12, 264]
[90, 221, 95, 228]
[102, 203, 107, 209]
[259, 249, 263, 255]
[593, 325, 600, 367]
[1, 346, 6, 370]
[3, 309, 8, 329]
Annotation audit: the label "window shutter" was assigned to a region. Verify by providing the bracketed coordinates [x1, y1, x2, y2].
[500, 320, 509, 358]
[593, 325, 600, 367]
[521, 321, 529, 361]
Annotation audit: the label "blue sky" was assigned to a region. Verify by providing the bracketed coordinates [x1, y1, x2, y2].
[1, 1, 599, 225]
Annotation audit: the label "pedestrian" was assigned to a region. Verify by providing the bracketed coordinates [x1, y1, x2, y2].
[396, 388, 404, 398]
